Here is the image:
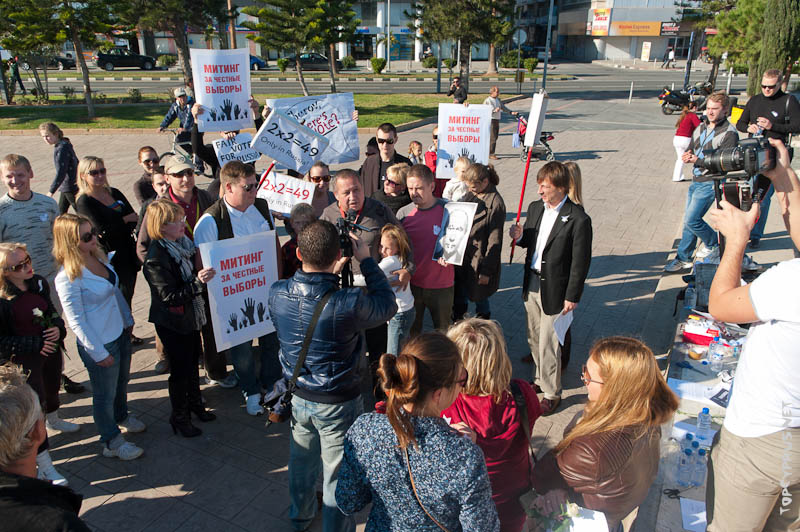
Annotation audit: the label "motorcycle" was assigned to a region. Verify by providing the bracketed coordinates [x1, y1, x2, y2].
[659, 81, 712, 115]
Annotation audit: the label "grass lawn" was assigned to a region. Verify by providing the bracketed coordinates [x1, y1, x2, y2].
[0, 93, 504, 130]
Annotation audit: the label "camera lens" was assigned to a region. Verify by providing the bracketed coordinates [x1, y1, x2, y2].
[701, 147, 743, 174]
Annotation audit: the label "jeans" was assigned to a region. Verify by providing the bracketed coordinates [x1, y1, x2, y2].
[229, 332, 280, 396]
[76, 333, 132, 444]
[750, 183, 774, 241]
[289, 395, 362, 532]
[386, 308, 416, 355]
[677, 180, 718, 262]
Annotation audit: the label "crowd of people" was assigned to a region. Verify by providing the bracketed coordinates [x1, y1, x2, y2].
[0, 80, 798, 532]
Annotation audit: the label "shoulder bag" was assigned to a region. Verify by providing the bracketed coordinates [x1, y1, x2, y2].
[404, 446, 451, 532]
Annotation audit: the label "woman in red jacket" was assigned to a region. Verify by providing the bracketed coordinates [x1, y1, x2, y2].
[672, 102, 700, 182]
[442, 318, 542, 532]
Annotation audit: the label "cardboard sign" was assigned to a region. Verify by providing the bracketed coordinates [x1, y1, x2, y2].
[265, 93, 359, 164]
[432, 201, 478, 266]
[250, 110, 330, 174]
[212, 133, 261, 164]
[256, 171, 315, 216]
[191, 48, 252, 132]
[524, 92, 549, 148]
[198, 232, 278, 350]
[436, 103, 491, 180]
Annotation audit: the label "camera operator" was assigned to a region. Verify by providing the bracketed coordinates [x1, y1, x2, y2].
[665, 92, 739, 273]
[705, 138, 800, 531]
[736, 69, 800, 249]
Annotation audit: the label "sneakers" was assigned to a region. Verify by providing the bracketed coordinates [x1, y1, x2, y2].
[45, 411, 80, 433]
[36, 450, 68, 486]
[246, 393, 264, 416]
[119, 415, 146, 433]
[102, 434, 144, 461]
[62, 375, 85, 394]
[665, 258, 693, 273]
[695, 244, 716, 259]
[206, 374, 238, 389]
[742, 254, 762, 272]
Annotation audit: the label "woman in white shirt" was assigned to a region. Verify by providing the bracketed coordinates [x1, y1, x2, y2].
[53, 213, 145, 461]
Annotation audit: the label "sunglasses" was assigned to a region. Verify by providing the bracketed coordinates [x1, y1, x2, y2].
[168, 216, 188, 225]
[310, 174, 331, 183]
[142, 158, 159, 165]
[456, 369, 469, 388]
[170, 169, 194, 178]
[80, 227, 99, 243]
[88, 168, 107, 177]
[432, 135, 438, 140]
[241, 183, 258, 192]
[761, 83, 777, 89]
[385, 179, 403, 188]
[581, 364, 604, 386]
[6, 254, 31, 272]
[377, 137, 395, 145]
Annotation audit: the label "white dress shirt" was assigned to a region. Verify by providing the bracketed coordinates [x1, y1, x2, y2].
[531, 196, 567, 271]
[193, 199, 275, 246]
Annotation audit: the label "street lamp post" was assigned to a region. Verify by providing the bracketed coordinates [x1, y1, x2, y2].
[541, 0, 555, 91]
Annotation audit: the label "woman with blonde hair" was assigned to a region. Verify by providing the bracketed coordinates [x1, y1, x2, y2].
[0, 242, 78, 486]
[531, 336, 679, 531]
[53, 213, 145, 461]
[442, 318, 541, 532]
[38, 122, 79, 214]
[337, 332, 500, 531]
[378, 224, 415, 354]
[74, 156, 142, 343]
[564, 161, 584, 206]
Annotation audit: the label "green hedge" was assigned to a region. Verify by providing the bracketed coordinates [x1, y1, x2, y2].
[276, 58, 289, 73]
[341, 55, 356, 69]
[157, 55, 177, 67]
[371, 57, 387, 74]
[524, 57, 539, 73]
[499, 51, 520, 69]
[422, 55, 438, 68]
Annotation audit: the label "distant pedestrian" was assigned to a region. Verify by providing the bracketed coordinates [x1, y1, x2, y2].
[660, 48, 670, 69]
[448, 76, 468, 104]
[38, 123, 79, 214]
[9, 57, 25, 95]
[483, 86, 518, 160]
[667, 48, 675, 68]
[672, 102, 701, 182]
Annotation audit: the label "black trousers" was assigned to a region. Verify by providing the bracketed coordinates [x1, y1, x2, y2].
[364, 323, 388, 405]
[57, 192, 77, 214]
[200, 291, 229, 381]
[155, 325, 203, 421]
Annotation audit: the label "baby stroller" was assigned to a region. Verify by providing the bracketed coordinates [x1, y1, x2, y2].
[517, 116, 556, 162]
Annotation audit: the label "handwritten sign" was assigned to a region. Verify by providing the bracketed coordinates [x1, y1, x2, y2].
[212, 133, 261, 164]
[198, 232, 278, 350]
[265, 93, 359, 164]
[436, 103, 491, 180]
[250, 110, 330, 174]
[256, 171, 315, 216]
[190, 48, 252, 132]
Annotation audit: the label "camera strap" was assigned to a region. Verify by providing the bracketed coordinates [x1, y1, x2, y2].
[287, 289, 336, 394]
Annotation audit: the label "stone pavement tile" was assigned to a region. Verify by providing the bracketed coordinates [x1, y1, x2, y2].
[182, 463, 268, 521]
[135, 499, 198, 532]
[72, 459, 139, 496]
[233, 480, 292, 523]
[81, 479, 176, 532]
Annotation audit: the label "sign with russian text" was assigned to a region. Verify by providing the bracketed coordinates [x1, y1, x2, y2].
[250, 110, 330, 174]
[265, 93, 359, 164]
[198, 232, 278, 350]
[256, 171, 315, 216]
[436, 103, 491, 180]
[212, 133, 261, 164]
[190, 48, 252, 132]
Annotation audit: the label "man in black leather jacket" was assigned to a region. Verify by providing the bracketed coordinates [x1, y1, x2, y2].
[268, 220, 396, 532]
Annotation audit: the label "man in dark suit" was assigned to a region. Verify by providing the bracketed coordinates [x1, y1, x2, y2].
[359, 122, 411, 197]
[509, 161, 592, 415]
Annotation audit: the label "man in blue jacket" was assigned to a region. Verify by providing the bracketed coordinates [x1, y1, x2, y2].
[158, 87, 195, 152]
[269, 219, 397, 532]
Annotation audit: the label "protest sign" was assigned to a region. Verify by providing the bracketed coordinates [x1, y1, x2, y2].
[190, 48, 252, 132]
[432, 201, 478, 266]
[251, 110, 330, 174]
[212, 133, 261, 164]
[256, 171, 315, 216]
[198, 232, 278, 350]
[436, 103, 491, 179]
[265, 93, 359, 164]
[523, 92, 549, 148]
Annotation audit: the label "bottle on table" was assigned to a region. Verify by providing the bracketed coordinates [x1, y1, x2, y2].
[709, 336, 724, 372]
[681, 432, 695, 452]
[692, 448, 708, 487]
[678, 448, 694, 487]
[696, 407, 713, 449]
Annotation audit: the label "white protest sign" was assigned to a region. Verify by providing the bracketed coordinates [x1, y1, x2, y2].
[250, 110, 330, 175]
[523, 91, 549, 148]
[212, 133, 261, 164]
[190, 48, 252, 132]
[256, 171, 315, 216]
[198, 232, 278, 350]
[265, 93, 359, 164]
[432, 201, 478, 266]
[436, 103, 491, 179]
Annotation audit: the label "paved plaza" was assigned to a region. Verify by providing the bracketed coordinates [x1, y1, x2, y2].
[3, 95, 795, 531]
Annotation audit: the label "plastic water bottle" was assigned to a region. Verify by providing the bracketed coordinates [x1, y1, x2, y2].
[692, 448, 708, 487]
[662, 438, 682, 483]
[678, 448, 694, 487]
[696, 407, 713, 449]
[681, 433, 695, 452]
[685, 284, 697, 309]
[708, 337, 724, 372]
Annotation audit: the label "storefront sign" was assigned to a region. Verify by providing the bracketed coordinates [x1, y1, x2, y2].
[610, 21, 661, 37]
[591, 9, 611, 36]
[661, 22, 681, 36]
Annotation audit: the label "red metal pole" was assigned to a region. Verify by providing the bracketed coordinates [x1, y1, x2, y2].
[509, 148, 534, 263]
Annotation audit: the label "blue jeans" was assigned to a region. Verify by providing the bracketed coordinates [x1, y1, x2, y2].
[386, 308, 416, 355]
[677, 180, 718, 262]
[76, 333, 131, 444]
[750, 183, 773, 241]
[229, 331, 281, 396]
[289, 395, 362, 532]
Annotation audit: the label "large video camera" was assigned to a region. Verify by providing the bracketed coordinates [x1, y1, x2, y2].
[699, 137, 776, 178]
[335, 209, 375, 287]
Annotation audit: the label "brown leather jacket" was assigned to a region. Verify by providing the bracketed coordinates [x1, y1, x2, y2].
[532, 413, 660, 529]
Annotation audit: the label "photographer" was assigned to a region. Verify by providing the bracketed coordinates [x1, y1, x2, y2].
[665, 92, 739, 273]
[448, 77, 468, 104]
[705, 138, 800, 531]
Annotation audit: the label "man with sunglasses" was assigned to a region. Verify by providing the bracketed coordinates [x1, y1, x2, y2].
[736, 69, 800, 249]
[359, 123, 411, 197]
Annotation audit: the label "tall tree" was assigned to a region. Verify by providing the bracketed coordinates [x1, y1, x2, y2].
[674, 0, 737, 89]
[485, 1, 514, 75]
[753, 0, 800, 94]
[241, 0, 324, 96]
[707, 0, 765, 87]
[316, 0, 360, 93]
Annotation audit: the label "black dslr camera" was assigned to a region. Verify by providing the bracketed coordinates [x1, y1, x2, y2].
[335, 209, 375, 287]
[699, 137, 776, 178]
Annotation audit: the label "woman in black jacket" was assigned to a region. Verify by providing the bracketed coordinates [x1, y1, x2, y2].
[39, 122, 79, 214]
[0, 242, 78, 486]
[142, 200, 217, 437]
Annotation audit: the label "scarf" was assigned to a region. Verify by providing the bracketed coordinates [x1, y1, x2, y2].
[158, 236, 207, 331]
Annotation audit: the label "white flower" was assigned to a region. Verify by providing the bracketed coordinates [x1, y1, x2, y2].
[561, 215, 570, 223]
[32, 308, 44, 318]
[565, 502, 580, 518]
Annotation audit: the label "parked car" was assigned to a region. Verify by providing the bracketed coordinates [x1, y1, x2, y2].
[20, 55, 76, 71]
[283, 52, 341, 71]
[535, 47, 552, 61]
[508, 43, 536, 58]
[93, 48, 156, 71]
[250, 55, 267, 70]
